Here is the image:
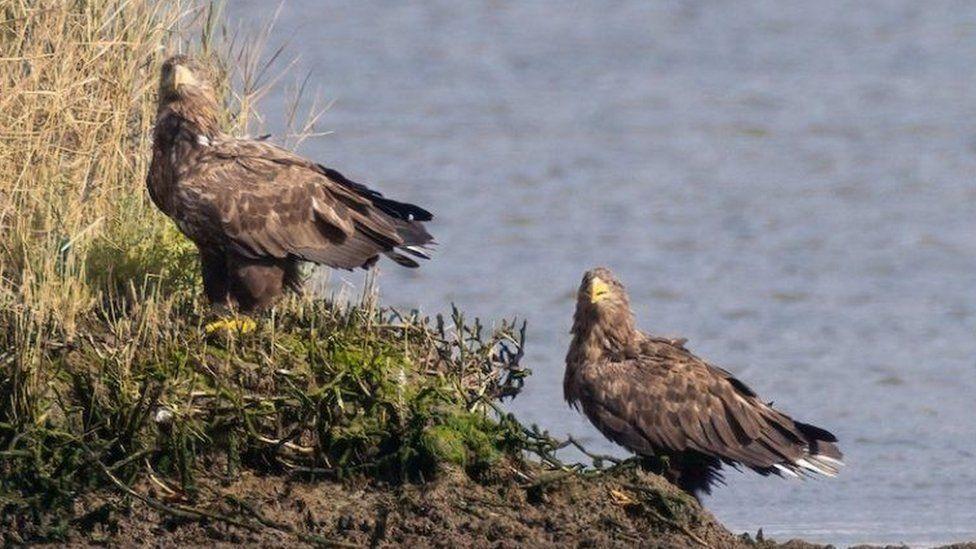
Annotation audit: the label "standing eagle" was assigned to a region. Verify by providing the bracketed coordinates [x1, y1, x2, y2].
[564, 268, 843, 501]
[147, 55, 433, 314]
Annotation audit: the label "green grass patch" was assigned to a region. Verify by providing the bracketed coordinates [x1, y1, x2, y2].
[0, 296, 530, 539]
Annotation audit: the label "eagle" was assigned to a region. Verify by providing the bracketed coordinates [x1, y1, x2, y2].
[147, 55, 433, 316]
[564, 267, 843, 501]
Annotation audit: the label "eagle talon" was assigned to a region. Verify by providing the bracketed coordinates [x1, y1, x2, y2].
[205, 317, 256, 335]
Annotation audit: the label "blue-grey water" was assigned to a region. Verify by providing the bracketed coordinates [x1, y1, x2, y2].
[228, 2, 976, 546]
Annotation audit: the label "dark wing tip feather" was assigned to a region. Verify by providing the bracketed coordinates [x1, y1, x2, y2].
[318, 165, 434, 221]
[725, 376, 758, 398]
[794, 420, 838, 443]
[383, 250, 421, 268]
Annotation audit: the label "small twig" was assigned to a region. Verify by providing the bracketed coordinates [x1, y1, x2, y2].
[87, 445, 255, 530]
[565, 436, 624, 468]
[621, 482, 710, 548]
[83, 442, 355, 547]
[519, 469, 576, 490]
[641, 506, 712, 548]
[225, 493, 360, 548]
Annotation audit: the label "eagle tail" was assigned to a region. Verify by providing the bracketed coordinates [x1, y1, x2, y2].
[386, 219, 435, 268]
[781, 421, 844, 478]
[316, 165, 435, 271]
[383, 250, 420, 268]
[393, 218, 434, 247]
[383, 243, 435, 268]
[400, 244, 432, 260]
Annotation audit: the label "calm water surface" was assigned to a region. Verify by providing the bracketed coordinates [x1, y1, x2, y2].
[228, 2, 976, 545]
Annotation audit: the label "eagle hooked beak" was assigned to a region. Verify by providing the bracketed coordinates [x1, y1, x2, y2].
[590, 277, 611, 303]
[172, 64, 197, 91]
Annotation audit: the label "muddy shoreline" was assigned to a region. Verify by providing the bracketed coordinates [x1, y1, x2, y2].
[11, 464, 968, 548]
[20, 467, 757, 548]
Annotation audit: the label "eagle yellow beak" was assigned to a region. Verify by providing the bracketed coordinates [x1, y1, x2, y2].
[172, 64, 196, 90]
[590, 277, 611, 303]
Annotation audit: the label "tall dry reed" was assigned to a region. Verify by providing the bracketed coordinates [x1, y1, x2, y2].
[0, 0, 301, 424]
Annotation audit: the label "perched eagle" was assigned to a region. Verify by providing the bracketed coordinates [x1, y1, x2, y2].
[147, 55, 433, 312]
[564, 267, 843, 501]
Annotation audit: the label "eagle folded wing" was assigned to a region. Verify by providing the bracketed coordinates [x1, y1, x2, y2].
[580, 346, 824, 473]
[182, 139, 428, 270]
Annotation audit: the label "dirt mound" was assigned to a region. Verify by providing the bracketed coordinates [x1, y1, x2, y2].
[25, 464, 767, 548]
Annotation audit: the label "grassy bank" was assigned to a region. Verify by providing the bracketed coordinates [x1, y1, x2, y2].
[0, 2, 779, 547]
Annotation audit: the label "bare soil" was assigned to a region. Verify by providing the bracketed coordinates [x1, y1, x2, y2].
[14, 464, 972, 548]
[11, 464, 791, 548]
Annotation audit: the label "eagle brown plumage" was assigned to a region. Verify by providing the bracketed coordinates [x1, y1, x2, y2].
[564, 267, 843, 501]
[147, 55, 433, 312]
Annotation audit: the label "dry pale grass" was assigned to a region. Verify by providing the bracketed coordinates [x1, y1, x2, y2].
[2, 0, 183, 322]
[0, 0, 295, 323]
[0, 0, 203, 425]
[0, 0, 308, 426]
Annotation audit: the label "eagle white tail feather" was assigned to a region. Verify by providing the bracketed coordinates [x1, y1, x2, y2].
[773, 451, 844, 480]
[808, 454, 843, 475]
[790, 454, 843, 478]
[773, 464, 800, 478]
[401, 244, 432, 259]
[812, 454, 845, 467]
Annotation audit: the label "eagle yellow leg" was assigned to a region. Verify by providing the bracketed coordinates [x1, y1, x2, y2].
[204, 316, 257, 335]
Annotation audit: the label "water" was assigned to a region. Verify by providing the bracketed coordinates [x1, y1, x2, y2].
[227, 2, 976, 545]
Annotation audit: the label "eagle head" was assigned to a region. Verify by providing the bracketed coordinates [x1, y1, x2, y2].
[571, 267, 640, 357]
[156, 55, 221, 136]
[563, 267, 643, 374]
[577, 267, 630, 312]
[158, 55, 217, 104]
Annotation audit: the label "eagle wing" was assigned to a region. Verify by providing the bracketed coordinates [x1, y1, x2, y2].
[179, 138, 432, 269]
[577, 338, 841, 476]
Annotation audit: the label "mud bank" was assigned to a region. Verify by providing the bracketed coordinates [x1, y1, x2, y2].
[20, 465, 795, 548]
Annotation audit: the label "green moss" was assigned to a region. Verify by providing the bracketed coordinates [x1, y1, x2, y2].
[419, 410, 506, 472]
[421, 424, 468, 466]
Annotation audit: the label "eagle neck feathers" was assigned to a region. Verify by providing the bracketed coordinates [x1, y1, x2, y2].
[156, 90, 221, 139]
[149, 94, 221, 216]
[564, 304, 641, 404]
